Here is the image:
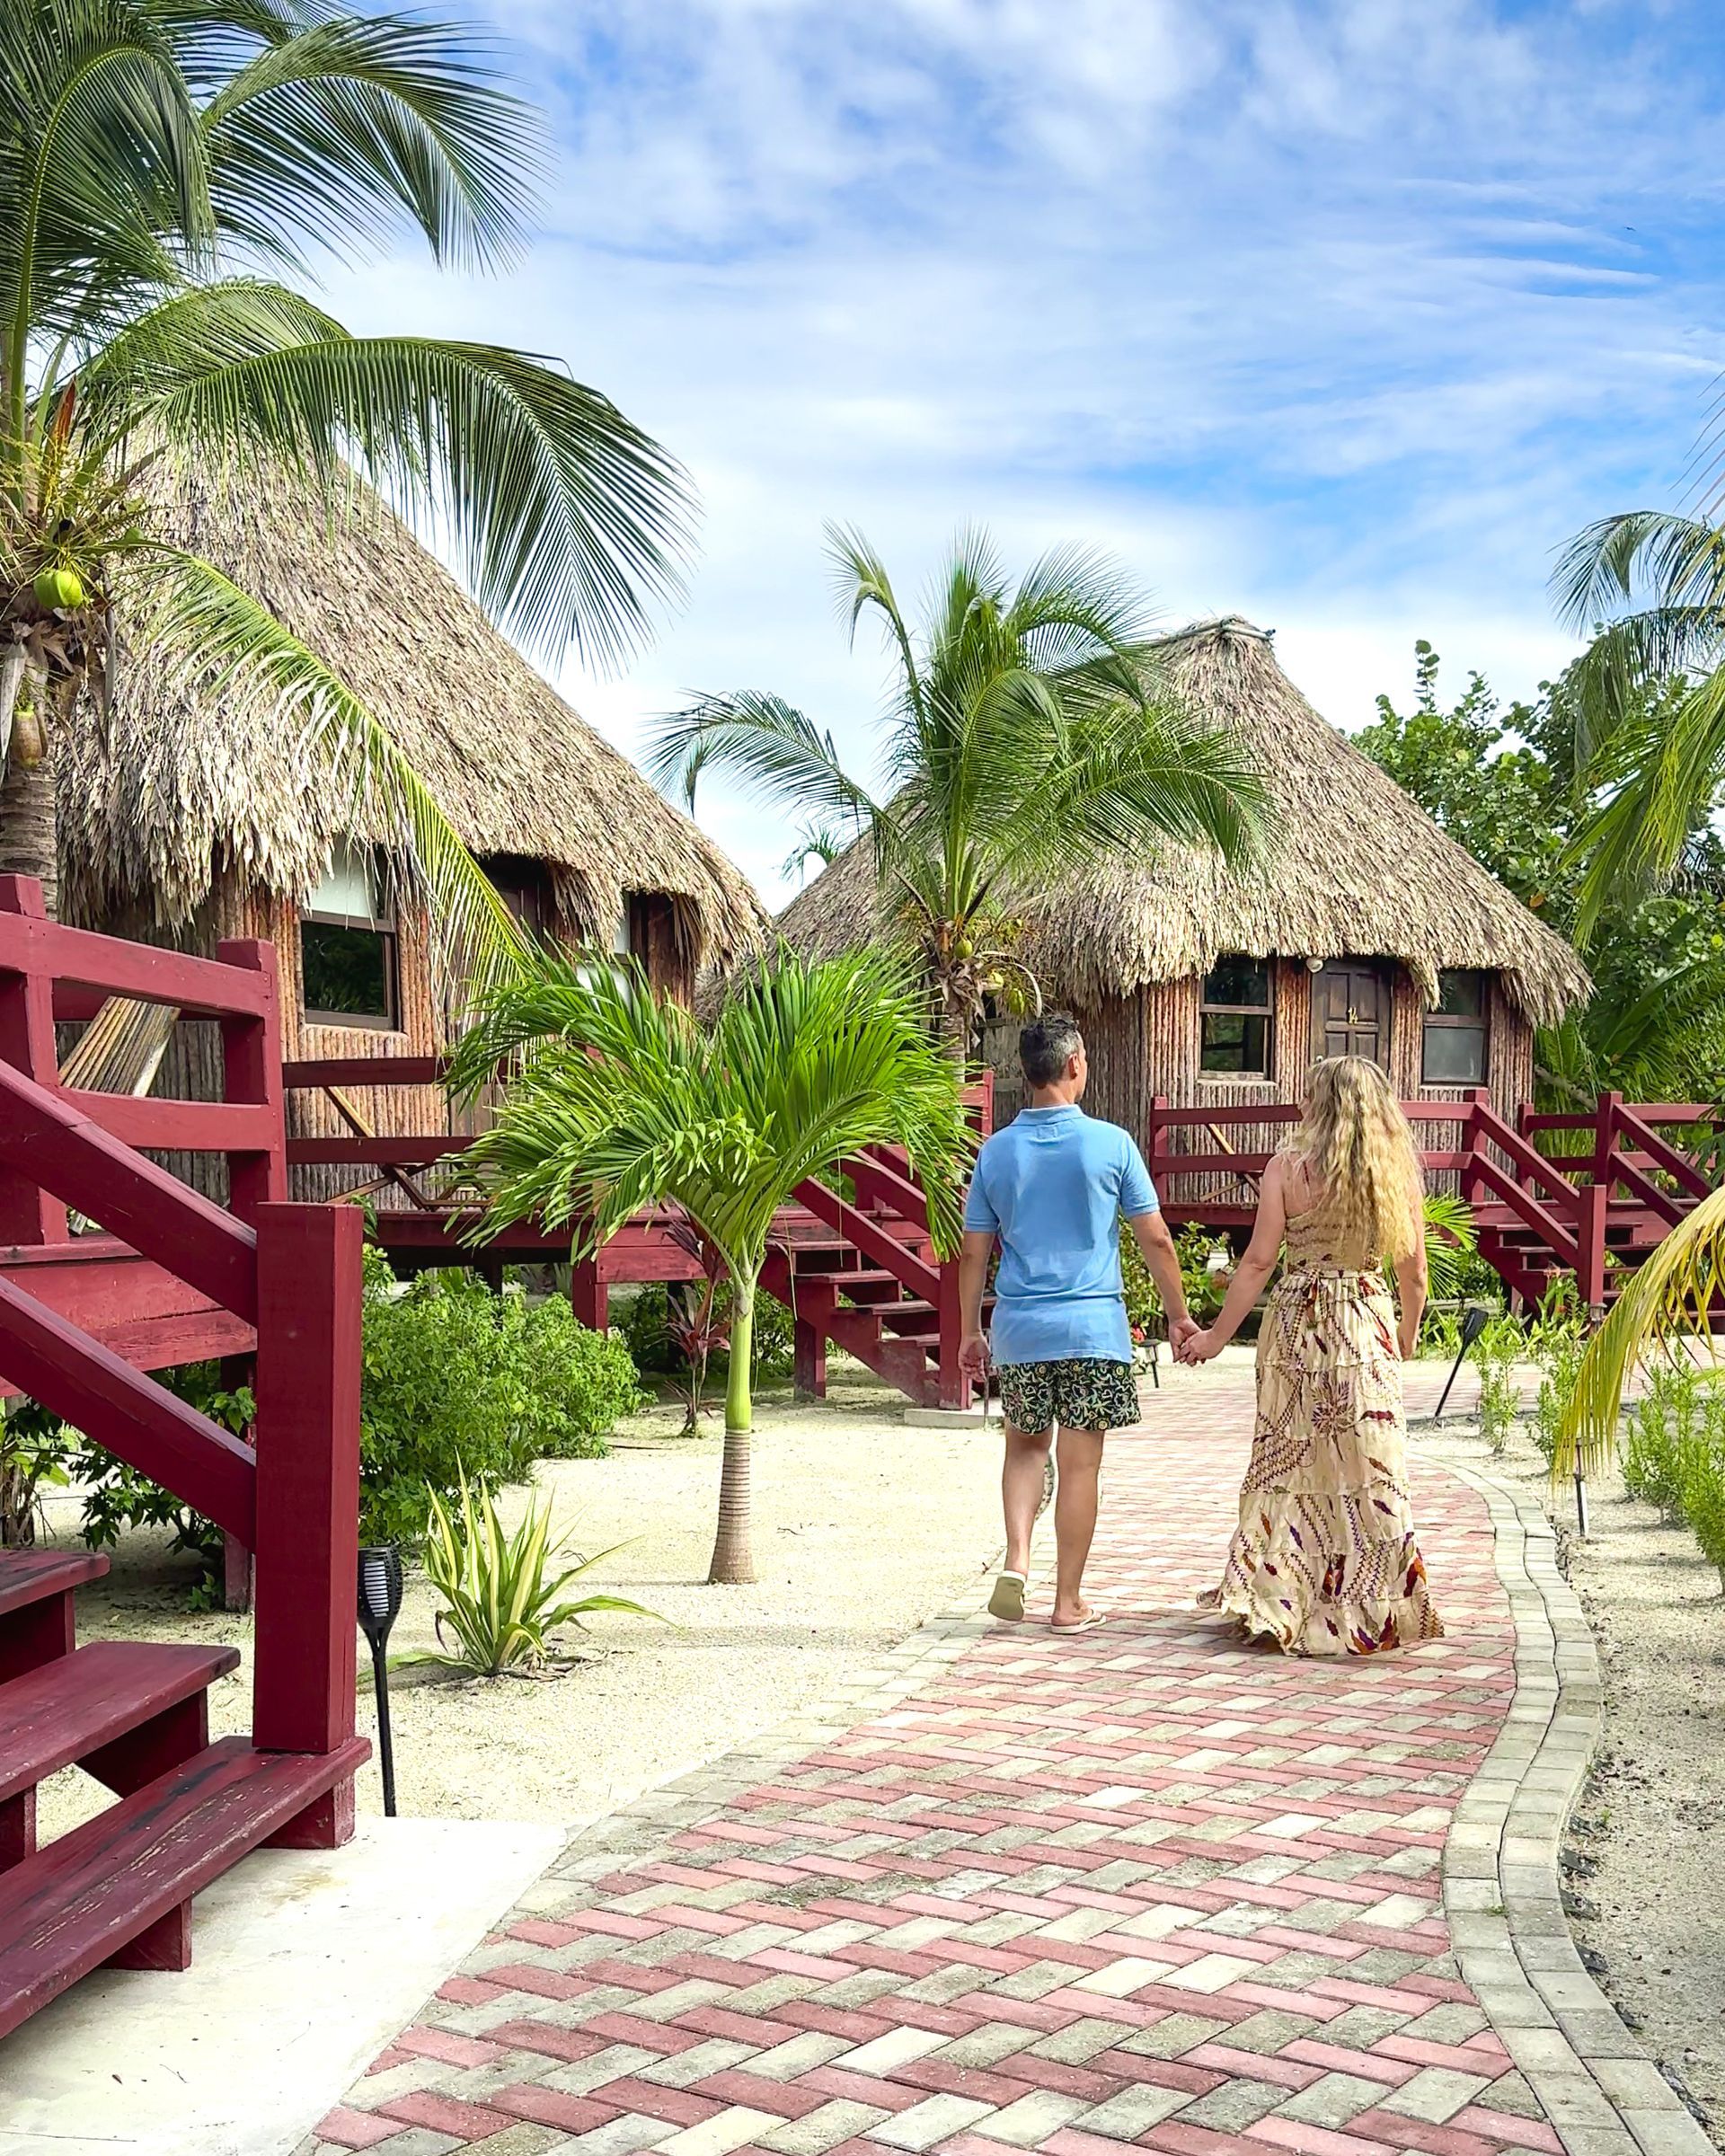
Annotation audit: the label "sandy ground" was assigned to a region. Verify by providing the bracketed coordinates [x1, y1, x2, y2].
[34, 1365, 1005, 1841]
[1418, 1381, 1725, 2142]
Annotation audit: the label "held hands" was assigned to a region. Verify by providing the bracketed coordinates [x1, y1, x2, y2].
[1175, 1324, 1223, 1364]
[1168, 1314, 1204, 1360]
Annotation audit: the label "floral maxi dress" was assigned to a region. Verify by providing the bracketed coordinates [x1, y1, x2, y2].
[1199, 1197, 1443, 1656]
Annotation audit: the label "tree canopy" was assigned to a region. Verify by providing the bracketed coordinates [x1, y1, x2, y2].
[1358, 641, 1725, 1106]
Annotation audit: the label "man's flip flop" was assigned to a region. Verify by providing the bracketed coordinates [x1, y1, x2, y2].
[1050, 1611, 1106, 1635]
[987, 1571, 1028, 1622]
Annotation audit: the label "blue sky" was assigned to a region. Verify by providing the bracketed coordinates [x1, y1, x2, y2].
[325, 0, 1725, 906]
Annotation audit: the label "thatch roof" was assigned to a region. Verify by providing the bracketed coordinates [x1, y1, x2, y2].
[775, 616, 1590, 1025]
[61, 471, 765, 969]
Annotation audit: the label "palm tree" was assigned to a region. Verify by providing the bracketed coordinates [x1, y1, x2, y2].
[1558, 1186, 1725, 1481]
[1552, 514, 1725, 940]
[447, 944, 974, 1584]
[650, 526, 1269, 1051]
[0, 0, 689, 956]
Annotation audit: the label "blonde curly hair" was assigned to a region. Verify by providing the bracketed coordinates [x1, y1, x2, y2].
[1290, 1056, 1424, 1264]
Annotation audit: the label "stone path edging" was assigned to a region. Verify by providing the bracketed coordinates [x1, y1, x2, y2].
[1429, 1454, 1713, 2156]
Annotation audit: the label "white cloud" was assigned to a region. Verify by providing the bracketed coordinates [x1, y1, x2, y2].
[318, 1, 1725, 908]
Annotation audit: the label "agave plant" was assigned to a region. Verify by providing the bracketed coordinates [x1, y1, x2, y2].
[400, 1475, 659, 1678]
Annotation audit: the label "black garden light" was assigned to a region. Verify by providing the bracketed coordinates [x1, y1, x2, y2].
[357, 1543, 404, 1816]
[1431, 1303, 1491, 1424]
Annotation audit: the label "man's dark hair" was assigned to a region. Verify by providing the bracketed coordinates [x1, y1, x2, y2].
[1020, 1012, 1084, 1089]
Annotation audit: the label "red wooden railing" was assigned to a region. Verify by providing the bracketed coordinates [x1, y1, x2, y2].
[0, 879, 362, 1823]
[1149, 1088, 1719, 1319]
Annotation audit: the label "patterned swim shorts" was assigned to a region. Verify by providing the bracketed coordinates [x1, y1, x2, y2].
[995, 1357, 1141, 1435]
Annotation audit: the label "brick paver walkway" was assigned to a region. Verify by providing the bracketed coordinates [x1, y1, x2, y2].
[305, 1372, 1570, 2156]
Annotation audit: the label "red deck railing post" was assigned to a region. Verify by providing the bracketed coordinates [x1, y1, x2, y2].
[216, 939, 288, 1225]
[0, 877, 67, 1246]
[1577, 1181, 1609, 1325]
[1593, 1091, 1623, 1202]
[252, 1204, 361, 1807]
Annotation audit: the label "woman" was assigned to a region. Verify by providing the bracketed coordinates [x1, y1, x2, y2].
[1179, 1056, 1442, 1656]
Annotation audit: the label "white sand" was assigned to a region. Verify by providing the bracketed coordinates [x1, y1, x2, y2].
[35, 1367, 1005, 1838]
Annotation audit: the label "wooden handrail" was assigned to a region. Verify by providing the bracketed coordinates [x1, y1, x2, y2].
[1464, 1153, 1582, 1268]
[58, 1091, 279, 1155]
[1612, 1103, 1715, 1206]
[0, 1274, 256, 1541]
[0, 907, 270, 1020]
[795, 1179, 941, 1303]
[0, 1061, 259, 1322]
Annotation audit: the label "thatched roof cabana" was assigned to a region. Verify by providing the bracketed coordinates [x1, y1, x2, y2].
[777, 615, 1588, 1027]
[61, 470, 765, 974]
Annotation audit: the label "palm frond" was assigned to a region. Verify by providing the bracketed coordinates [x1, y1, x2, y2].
[1559, 1186, 1725, 1480]
[199, 7, 542, 273]
[647, 691, 881, 827]
[133, 543, 526, 985]
[128, 331, 691, 667]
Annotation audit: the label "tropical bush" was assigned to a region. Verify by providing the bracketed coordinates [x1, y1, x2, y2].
[1475, 1328, 1524, 1456]
[358, 1254, 642, 1549]
[1620, 1370, 1692, 1522]
[1530, 1314, 1588, 1468]
[622, 1280, 794, 1383]
[1120, 1221, 1230, 1338]
[401, 1476, 659, 1677]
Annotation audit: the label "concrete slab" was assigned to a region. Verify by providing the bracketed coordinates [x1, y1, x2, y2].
[0, 1815, 564, 2156]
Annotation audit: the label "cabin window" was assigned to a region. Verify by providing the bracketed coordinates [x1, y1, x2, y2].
[1200, 957, 1272, 1077]
[301, 844, 399, 1029]
[1422, 970, 1489, 1084]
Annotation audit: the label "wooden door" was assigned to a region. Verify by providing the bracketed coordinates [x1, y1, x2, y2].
[1312, 962, 1388, 1066]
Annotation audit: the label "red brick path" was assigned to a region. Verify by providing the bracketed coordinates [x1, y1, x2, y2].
[306, 1368, 1563, 2156]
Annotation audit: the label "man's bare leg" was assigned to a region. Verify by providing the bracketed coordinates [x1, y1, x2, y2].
[1002, 1422, 1053, 1579]
[1051, 1426, 1104, 1626]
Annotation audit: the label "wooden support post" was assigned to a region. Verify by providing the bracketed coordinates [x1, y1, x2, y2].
[252, 1204, 361, 1800]
[793, 1317, 827, 1401]
[569, 1256, 607, 1332]
[937, 1257, 970, 1412]
[217, 939, 288, 1225]
[1577, 1181, 1609, 1327]
[1593, 1091, 1623, 1207]
[0, 877, 66, 1246]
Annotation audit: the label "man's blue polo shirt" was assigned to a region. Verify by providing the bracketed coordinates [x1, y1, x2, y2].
[962, 1105, 1159, 1365]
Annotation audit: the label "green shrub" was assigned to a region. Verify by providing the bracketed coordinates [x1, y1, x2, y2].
[1474, 1326, 1523, 1456]
[1119, 1221, 1230, 1338]
[1531, 1314, 1587, 1467]
[1679, 1430, 1725, 1597]
[1622, 1365, 1694, 1522]
[358, 1254, 642, 1549]
[621, 1278, 792, 1383]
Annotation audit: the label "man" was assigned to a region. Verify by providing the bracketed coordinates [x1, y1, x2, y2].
[959, 1012, 1197, 1632]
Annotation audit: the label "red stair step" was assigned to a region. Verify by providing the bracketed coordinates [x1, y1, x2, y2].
[0, 1551, 110, 1685]
[0, 1551, 107, 1619]
[0, 1733, 369, 2040]
[0, 1639, 241, 1805]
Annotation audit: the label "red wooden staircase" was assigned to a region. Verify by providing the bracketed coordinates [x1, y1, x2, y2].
[0, 878, 367, 2041]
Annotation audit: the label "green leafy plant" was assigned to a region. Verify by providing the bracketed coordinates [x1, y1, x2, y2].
[358, 1253, 641, 1549]
[1120, 1220, 1230, 1339]
[402, 1475, 659, 1677]
[0, 1398, 75, 1547]
[1531, 1313, 1588, 1468]
[1677, 1403, 1725, 1596]
[450, 944, 974, 1582]
[1475, 1327, 1523, 1456]
[1422, 1192, 1480, 1302]
[652, 527, 1269, 1050]
[1621, 1367, 1691, 1520]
